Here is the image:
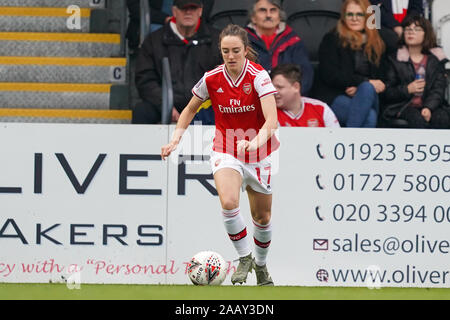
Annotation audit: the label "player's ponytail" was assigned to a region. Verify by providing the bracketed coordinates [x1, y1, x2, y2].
[246, 46, 258, 63]
[219, 24, 258, 63]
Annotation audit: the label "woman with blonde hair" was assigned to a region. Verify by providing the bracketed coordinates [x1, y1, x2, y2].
[317, 0, 387, 127]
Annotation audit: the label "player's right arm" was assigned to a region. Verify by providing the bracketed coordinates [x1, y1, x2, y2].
[161, 95, 203, 160]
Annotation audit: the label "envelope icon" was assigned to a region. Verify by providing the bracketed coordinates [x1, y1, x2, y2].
[313, 239, 328, 251]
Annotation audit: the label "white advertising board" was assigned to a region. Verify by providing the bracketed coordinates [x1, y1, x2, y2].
[0, 123, 449, 288]
[275, 127, 450, 288]
[0, 123, 168, 284]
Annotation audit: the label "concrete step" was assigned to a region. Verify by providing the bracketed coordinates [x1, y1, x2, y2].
[0, 32, 121, 57]
[0, 0, 105, 8]
[0, 82, 112, 109]
[0, 7, 108, 33]
[0, 108, 131, 124]
[0, 7, 90, 32]
[0, 56, 127, 83]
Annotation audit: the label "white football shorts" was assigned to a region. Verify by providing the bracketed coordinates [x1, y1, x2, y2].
[209, 151, 274, 194]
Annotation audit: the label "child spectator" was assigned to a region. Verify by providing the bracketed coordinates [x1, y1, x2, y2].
[271, 64, 340, 128]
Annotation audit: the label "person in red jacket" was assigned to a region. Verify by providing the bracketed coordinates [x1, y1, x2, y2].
[245, 0, 314, 96]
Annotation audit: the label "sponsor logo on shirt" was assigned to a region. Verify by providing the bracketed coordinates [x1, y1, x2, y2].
[261, 78, 272, 87]
[194, 78, 203, 89]
[218, 104, 256, 113]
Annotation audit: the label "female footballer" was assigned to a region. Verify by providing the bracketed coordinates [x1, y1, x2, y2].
[161, 24, 279, 286]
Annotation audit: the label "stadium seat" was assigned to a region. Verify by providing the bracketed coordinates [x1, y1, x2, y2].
[283, 0, 342, 63]
[208, 0, 253, 30]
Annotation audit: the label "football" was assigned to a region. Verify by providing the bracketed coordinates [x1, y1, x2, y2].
[187, 251, 227, 285]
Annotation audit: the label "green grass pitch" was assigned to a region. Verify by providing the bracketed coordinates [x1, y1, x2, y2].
[0, 283, 449, 300]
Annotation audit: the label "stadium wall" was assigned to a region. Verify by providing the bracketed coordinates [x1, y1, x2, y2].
[0, 123, 449, 288]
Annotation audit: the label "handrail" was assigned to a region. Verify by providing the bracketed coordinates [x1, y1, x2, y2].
[140, 0, 151, 47]
[119, 0, 127, 56]
[446, 64, 450, 104]
[161, 57, 174, 124]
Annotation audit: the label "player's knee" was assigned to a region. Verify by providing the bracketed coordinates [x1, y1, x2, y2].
[253, 212, 271, 226]
[221, 198, 240, 211]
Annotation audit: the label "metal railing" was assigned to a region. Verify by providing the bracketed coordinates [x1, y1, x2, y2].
[140, 0, 151, 47]
[137, 1, 172, 123]
[119, 0, 127, 56]
[161, 57, 174, 125]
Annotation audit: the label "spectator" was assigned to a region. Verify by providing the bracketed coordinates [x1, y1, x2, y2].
[383, 15, 450, 129]
[369, 0, 424, 53]
[245, 0, 314, 96]
[133, 0, 222, 124]
[126, 0, 174, 52]
[317, 0, 387, 128]
[271, 64, 340, 128]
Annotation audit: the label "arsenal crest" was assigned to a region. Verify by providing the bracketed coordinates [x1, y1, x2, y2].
[307, 118, 319, 127]
[243, 83, 252, 95]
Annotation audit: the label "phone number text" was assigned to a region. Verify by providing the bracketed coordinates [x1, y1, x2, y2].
[320, 173, 450, 193]
[330, 143, 450, 162]
[324, 203, 450, 223]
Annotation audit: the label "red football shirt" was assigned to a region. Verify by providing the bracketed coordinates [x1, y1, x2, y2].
[277, 97, 340, 128]
[192, 59, 279, 163]
[392, 0, 408, 23]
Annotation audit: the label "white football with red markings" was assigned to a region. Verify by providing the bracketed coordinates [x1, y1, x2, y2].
[187, 251, 227, 286]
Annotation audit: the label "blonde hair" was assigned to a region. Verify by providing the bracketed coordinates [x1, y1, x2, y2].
[219, 24, 258, 62]
[337, 0, 385, 66]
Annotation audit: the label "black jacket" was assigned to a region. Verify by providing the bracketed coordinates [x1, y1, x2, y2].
[316, 30, 386, 105]
[135, 20, 222, 113]
[383, 47, 449, 119]
[245, 23, 314, 96]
